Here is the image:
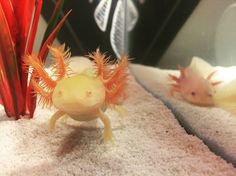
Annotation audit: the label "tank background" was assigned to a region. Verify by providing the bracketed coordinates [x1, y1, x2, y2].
[41, 0, 198, 65]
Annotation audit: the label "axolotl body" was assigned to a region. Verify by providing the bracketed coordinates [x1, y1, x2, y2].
[24, 45, 128, 142]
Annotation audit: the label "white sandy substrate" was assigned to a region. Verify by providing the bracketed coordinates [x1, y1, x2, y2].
[130, 64, 236, 167]
[0, 76, 235, 176]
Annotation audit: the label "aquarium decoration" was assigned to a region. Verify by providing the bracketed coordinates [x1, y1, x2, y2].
[24, 45, 129, 142]
[0, 0, 70, 119]
[94, 0, 138, 58]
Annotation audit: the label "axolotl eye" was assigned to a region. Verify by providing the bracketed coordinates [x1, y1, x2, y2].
[207, 93, 212, 97]
[191, 91, 196, 96]
[58, 90, 63, 96]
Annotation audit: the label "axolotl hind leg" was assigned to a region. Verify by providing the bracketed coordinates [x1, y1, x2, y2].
[98, 109, 113, 143]
[50, 110, 66, 130]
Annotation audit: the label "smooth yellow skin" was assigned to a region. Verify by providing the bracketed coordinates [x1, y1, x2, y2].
[50, 74, 113, 142]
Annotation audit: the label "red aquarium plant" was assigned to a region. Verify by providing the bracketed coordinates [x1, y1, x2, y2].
[0, 0, 71, 119]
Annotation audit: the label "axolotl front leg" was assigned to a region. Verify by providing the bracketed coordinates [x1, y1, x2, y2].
[49, 109, 113, 142]
[50, 110, 66, 129]
[97, 109, 113, 142]
[50, 75, 113, 142]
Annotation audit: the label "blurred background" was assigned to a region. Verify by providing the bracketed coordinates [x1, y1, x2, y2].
[39, 0, 236, 68]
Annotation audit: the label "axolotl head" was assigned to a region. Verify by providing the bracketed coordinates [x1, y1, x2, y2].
[52, 74, 105, 120]
[169, 65, 220, 107]
[179, 71, 214, 106]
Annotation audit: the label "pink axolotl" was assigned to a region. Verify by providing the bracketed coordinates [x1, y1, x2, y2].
[169, 65, 221, 106]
